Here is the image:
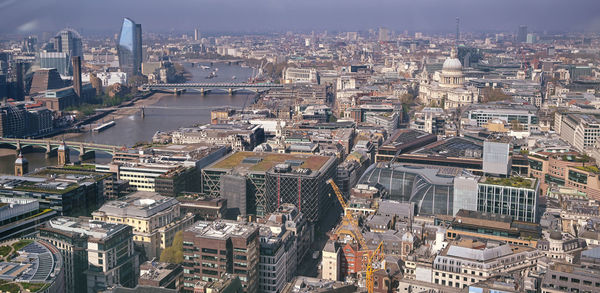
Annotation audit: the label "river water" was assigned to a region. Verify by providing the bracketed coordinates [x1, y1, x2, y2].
[0, 62, 255, 174]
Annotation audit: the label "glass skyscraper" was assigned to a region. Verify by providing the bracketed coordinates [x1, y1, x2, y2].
[118, 18, 142, 76]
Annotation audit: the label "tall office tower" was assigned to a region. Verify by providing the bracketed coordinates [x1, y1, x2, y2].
[456, 17, 460, 41]
[72, 56, 82, 98]
[194, 28, 200, 41]
[118, 18, 142, 76]
[42, 29, 82, 75]
[58, 29, 83, 59]
[378, 27, 390, 42]
[517, 25, 528, 43]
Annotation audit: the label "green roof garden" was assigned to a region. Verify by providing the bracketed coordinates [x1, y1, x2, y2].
[483, 176, 535, 189]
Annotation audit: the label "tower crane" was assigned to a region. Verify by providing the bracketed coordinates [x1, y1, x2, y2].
[327, 179, 385, 293]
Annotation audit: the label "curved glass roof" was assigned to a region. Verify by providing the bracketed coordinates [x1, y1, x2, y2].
[358, 163, 456, 215]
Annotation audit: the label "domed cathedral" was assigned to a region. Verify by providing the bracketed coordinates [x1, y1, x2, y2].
[418, 46, 479, 109]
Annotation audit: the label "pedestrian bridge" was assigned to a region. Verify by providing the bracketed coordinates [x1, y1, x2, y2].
[140, 82, 284, 94]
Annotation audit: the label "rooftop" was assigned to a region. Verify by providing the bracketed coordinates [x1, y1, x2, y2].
[186, 220, 258, 240]
[481, 176, 536, 189]
[208, 151, 332, 173]
[45, 216, 129, 240]
[96, 191, 179, 219]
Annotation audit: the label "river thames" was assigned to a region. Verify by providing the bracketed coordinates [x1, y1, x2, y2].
[0, 62, 255, 174]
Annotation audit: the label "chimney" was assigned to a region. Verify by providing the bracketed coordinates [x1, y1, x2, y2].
[72, 56, 82, 99]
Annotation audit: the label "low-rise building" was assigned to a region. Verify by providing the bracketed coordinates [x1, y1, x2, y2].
[432, 239, 542, 289]
[92, 191, 194, 260]
[138, 261, 182, 291]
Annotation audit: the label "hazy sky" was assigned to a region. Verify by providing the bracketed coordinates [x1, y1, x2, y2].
[1, 0, 600, 35]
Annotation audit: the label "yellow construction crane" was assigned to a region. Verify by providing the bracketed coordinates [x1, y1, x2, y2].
[327, 179, 385, 293]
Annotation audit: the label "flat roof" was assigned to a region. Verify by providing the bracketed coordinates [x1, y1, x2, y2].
[96, 191, 179, 219]
[208, 151, 332, 173]
[186, 220, 257, 240]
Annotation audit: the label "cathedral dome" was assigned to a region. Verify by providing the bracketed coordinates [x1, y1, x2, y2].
[442, 58, 463, 72]
[442, 47, 462, 73]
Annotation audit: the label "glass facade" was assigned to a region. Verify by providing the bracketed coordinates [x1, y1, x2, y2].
[359, 163, 455, 215]
[118, 18, 142, 76]
[477, 183, 538, 222]
[39, 52, 69, 75]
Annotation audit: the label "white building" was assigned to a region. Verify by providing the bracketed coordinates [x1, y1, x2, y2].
[82, 72, 127, 87]
[418, 47, 479, 109]
[283, 68, 319, 84]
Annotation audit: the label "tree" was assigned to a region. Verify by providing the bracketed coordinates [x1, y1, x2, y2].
[160, 231, 183, 264]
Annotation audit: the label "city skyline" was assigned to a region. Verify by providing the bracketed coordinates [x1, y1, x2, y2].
[1, 0, 599, 34]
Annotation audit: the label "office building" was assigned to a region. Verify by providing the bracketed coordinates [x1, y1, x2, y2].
[0, 197, 57, 241]
[433, 239, 541, 289]
[118, 18, 142, 76]
[92, 191, 194, 260]
[445, 209, 540, 247]
[171, 124, 265, 151]
[375, 129, 437, 162]
[257, 225, 294, 293]
[0, 238, 65, 293]
[283, 68, 319, 84]
[202, 151, 337, 221]
[556, 112, 600, 152]
[96, 145, 227, 195]
[378, 27, 390, 42]
[482, 141, 512, 176]
[477, 176, 539, 222]
[528, 152, 600, 200]
[517, 25, 528, 43]
[465, 104, 538, 131]
[39, 52, 70, 75]
[38, 217, 139, 293]
[0, 173, 104, 216]
[54, 28, 83, 59]
[183, 220, 259, 293]
[138, 261, 183, 291]
[540, 261, 600, 293]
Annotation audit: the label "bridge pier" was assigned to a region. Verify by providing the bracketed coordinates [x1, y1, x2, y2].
[228, 88, 233, 95]
[200, 88, 205, 95]
[79, 150, 95, 161]
[45, 149, 57, 158]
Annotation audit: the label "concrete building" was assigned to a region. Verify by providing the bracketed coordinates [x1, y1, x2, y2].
[283, 68, 319, 84]
[0, 174, 104, 217]
[82, 72, 127, 87]
[556, 112, 600, 152]
[92, 191, 194, 259]
[202, 152, 337, 222]
[38, 217, 138, 293]
[432, 239, 541, 289]
[183, 220, 259, 293]
[171, 124, 264, 151]
[138, 261, 182, 291]
[465, 104, 539, 131]
[477, 176, 539, 222]
[321, 240, 341, 281]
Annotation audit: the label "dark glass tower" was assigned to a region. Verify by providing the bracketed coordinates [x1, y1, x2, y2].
[117, 18, 142, 76]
